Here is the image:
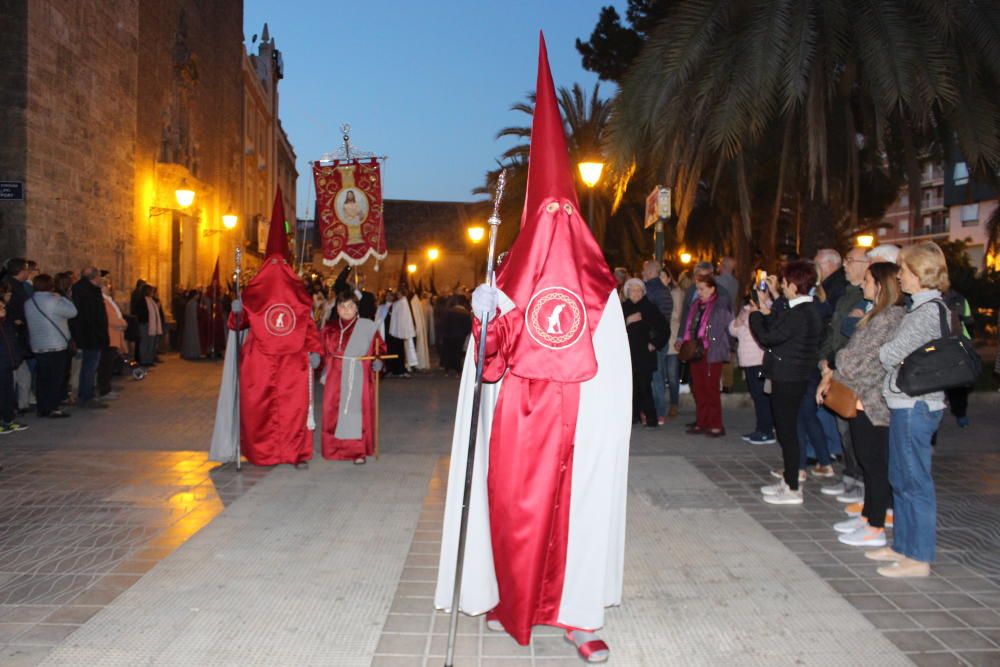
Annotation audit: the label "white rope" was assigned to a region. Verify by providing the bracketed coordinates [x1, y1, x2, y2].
[307, 364, 316, 430]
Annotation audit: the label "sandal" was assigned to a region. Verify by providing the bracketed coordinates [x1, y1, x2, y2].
[353, 456, 366, 465]
[564, 629, 609, 664]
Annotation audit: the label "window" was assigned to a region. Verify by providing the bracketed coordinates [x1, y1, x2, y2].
[900, 193, 909, 206]
[961, 203, 979, 226]
[878, 227, 887, 237]
[900, 219, 909, 234]
[953, 162, 969, 185]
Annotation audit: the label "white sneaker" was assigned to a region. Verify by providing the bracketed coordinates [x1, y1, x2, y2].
[770, 469, 807, 483]
[834, 516, 866, 533]
[839, 525, 887, 547]
[679, 383, 691, 395]
[821, 482, 846, 496]
[761, 480, 786, 496]
[763, 484, 803, 505]
[836, 488, 864, 504]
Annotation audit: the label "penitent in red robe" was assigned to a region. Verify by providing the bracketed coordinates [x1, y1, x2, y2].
[231, 257, 321, 466]
[320, 317, 385, 460]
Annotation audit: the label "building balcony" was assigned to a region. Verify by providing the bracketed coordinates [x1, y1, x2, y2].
[922, 197, 945, 210]
[919, 220, 949, 237]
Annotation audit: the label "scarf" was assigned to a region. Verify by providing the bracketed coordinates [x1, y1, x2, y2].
[146, 296, 163, 336]
[683, 292, 718, 344]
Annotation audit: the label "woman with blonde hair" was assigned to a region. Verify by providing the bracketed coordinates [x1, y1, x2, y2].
[866, 242, 949, 577]
[819, 262, 904, 547]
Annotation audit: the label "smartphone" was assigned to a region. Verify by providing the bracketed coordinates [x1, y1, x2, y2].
[757, 270, 768, 292]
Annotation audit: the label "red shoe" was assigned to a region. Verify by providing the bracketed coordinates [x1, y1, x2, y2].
[564, 630, 609, 663]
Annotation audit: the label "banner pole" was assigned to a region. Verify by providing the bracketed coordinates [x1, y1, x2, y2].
[444, 170, 505, 667]
[233, 247, 243, 472]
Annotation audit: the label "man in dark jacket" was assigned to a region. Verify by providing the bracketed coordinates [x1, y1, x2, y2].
[814, 249, 848, 320]
[70, 267, 110, 408]
[642, 261, 673, 423]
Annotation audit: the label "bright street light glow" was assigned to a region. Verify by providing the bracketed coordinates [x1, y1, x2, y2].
[407, 263, 417, 274]
[222, 212, 238, 229]
[577, 161, 604, 188]
[467, 226, 485, 243]
[680, 252, 692, 264]
[427, 247, 440, 261]
[175, 179, 195, 208]
[856, 234, 875, 248]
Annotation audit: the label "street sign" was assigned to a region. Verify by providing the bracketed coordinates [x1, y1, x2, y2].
[0, 182, 24, 200]
[644, 186, 671, 228]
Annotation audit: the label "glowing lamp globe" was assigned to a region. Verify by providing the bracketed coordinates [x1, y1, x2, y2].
[427, 247, 440, 261]
[174, 180, 195, 208]
[856, 234, 875, 248]
[407, 264, 417, 274]
[577, 161, 605, 188]
[222, 212, 238, 230]
[680, 252, 693, 264]
[467, 226, 485, 243]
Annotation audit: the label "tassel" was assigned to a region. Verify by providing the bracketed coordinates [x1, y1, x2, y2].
[307, 365, 316, 430]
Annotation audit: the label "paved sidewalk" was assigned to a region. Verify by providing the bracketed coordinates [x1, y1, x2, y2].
[1, 359, 998, 665]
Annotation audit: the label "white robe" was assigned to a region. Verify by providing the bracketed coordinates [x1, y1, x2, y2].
[435, 289, 632, 632]
[410, 295, 430, 370]
[389, 298, 418, 369]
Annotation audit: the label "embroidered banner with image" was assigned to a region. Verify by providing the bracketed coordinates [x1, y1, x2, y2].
[313, 159, 387, 267]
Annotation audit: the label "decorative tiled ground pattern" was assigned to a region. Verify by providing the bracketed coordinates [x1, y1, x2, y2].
[690, 452, 1000, 667]
[0, 449, 269, 665]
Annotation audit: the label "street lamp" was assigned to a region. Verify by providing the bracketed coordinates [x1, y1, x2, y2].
[407, 263, 417, 274]
[680, 252, 693, 265]
[427, 247, 440, 261]
[578, 160, 604, 232]
[175, 179, 195, 208]
[856, 233, 875, 248]
[222, 210, 239, 230]
[467, 225, 485, 243]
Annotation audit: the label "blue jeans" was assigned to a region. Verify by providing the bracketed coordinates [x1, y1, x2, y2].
[799, 372, 831, 467]
[665, 354, 680, 407]
[651, 347, 670, 418]
[78, 349, 101, 403]
[744, 366, 773, 435]
[888, 402, 943, 562]
[816, 404, 844, 457]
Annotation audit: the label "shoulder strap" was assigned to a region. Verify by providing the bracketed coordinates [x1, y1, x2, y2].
[29, 295, 72, 345]
[932, 299, 951, 338]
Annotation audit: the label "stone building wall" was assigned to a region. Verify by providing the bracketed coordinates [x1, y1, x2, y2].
[17, 0, 139, 279]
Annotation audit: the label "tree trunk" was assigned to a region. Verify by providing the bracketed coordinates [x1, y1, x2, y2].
[801, 197, 836, 258]
[767, 116, 795, 267]
[900, 118, 923, 234]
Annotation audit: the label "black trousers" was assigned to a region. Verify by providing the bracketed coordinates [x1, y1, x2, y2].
[0, 368, 15, 423]
[771, 380, 808, 490]
[946, 387, 969, 418]
[386, 334, 406, 375]
[632, 365, 656, 426]
[97, 347, 116, 396]
[441, 337, 465, 373]
[850, 410, 891, 528]
[35, 351, 68, 415]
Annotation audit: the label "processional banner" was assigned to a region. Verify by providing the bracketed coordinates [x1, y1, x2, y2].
[313, 159, 387, 267]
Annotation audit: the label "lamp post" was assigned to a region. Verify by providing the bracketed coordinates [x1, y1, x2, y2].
[426, 247, 440, 293]
[577, 161, 604, 232]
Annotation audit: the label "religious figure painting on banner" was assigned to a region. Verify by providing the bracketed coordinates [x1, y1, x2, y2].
[313, 159, 388, 267]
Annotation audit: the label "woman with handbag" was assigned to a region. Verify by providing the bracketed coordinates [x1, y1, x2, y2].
[818, 262, 904, 547]
[749, 261, 823, 504]
[623, 278, 669, 428]
[867, 242, 950, 577]
[677, 274, 732, 436]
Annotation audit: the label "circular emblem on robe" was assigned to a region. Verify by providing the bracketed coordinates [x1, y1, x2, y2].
[525, 287, 586, 350]
[263, 304, 296, 337]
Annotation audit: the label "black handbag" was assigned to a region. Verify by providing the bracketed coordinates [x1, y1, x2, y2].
[896, 300, 981, 396]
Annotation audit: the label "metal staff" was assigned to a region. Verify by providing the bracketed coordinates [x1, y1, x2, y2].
[444, 170, 506, 667]
[233, 247, 243, 472]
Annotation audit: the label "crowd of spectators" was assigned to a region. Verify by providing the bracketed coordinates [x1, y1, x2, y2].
[615, 240, 977, 579]
[0, 257, 167, 434]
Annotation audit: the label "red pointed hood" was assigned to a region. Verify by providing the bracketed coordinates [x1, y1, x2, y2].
[209, 257, 220, 288]
[265, 187, 289, 260]
[494, 32, 616, 383]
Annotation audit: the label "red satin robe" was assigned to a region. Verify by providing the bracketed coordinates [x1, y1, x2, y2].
[474, 308, 581, 645]
[321, 318, 385, 460]
[230, 258, 322, 466]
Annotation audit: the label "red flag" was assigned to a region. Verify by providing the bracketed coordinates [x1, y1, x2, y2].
[493, 32, 616, 383]
[266, 186, 289, 260]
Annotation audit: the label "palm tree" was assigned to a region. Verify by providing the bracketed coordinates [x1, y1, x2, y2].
[606, 0, 1000, 266]
[476, 83, 615, 248]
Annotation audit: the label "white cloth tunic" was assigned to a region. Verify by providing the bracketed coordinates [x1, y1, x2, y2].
[435, 289, 631, 632]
